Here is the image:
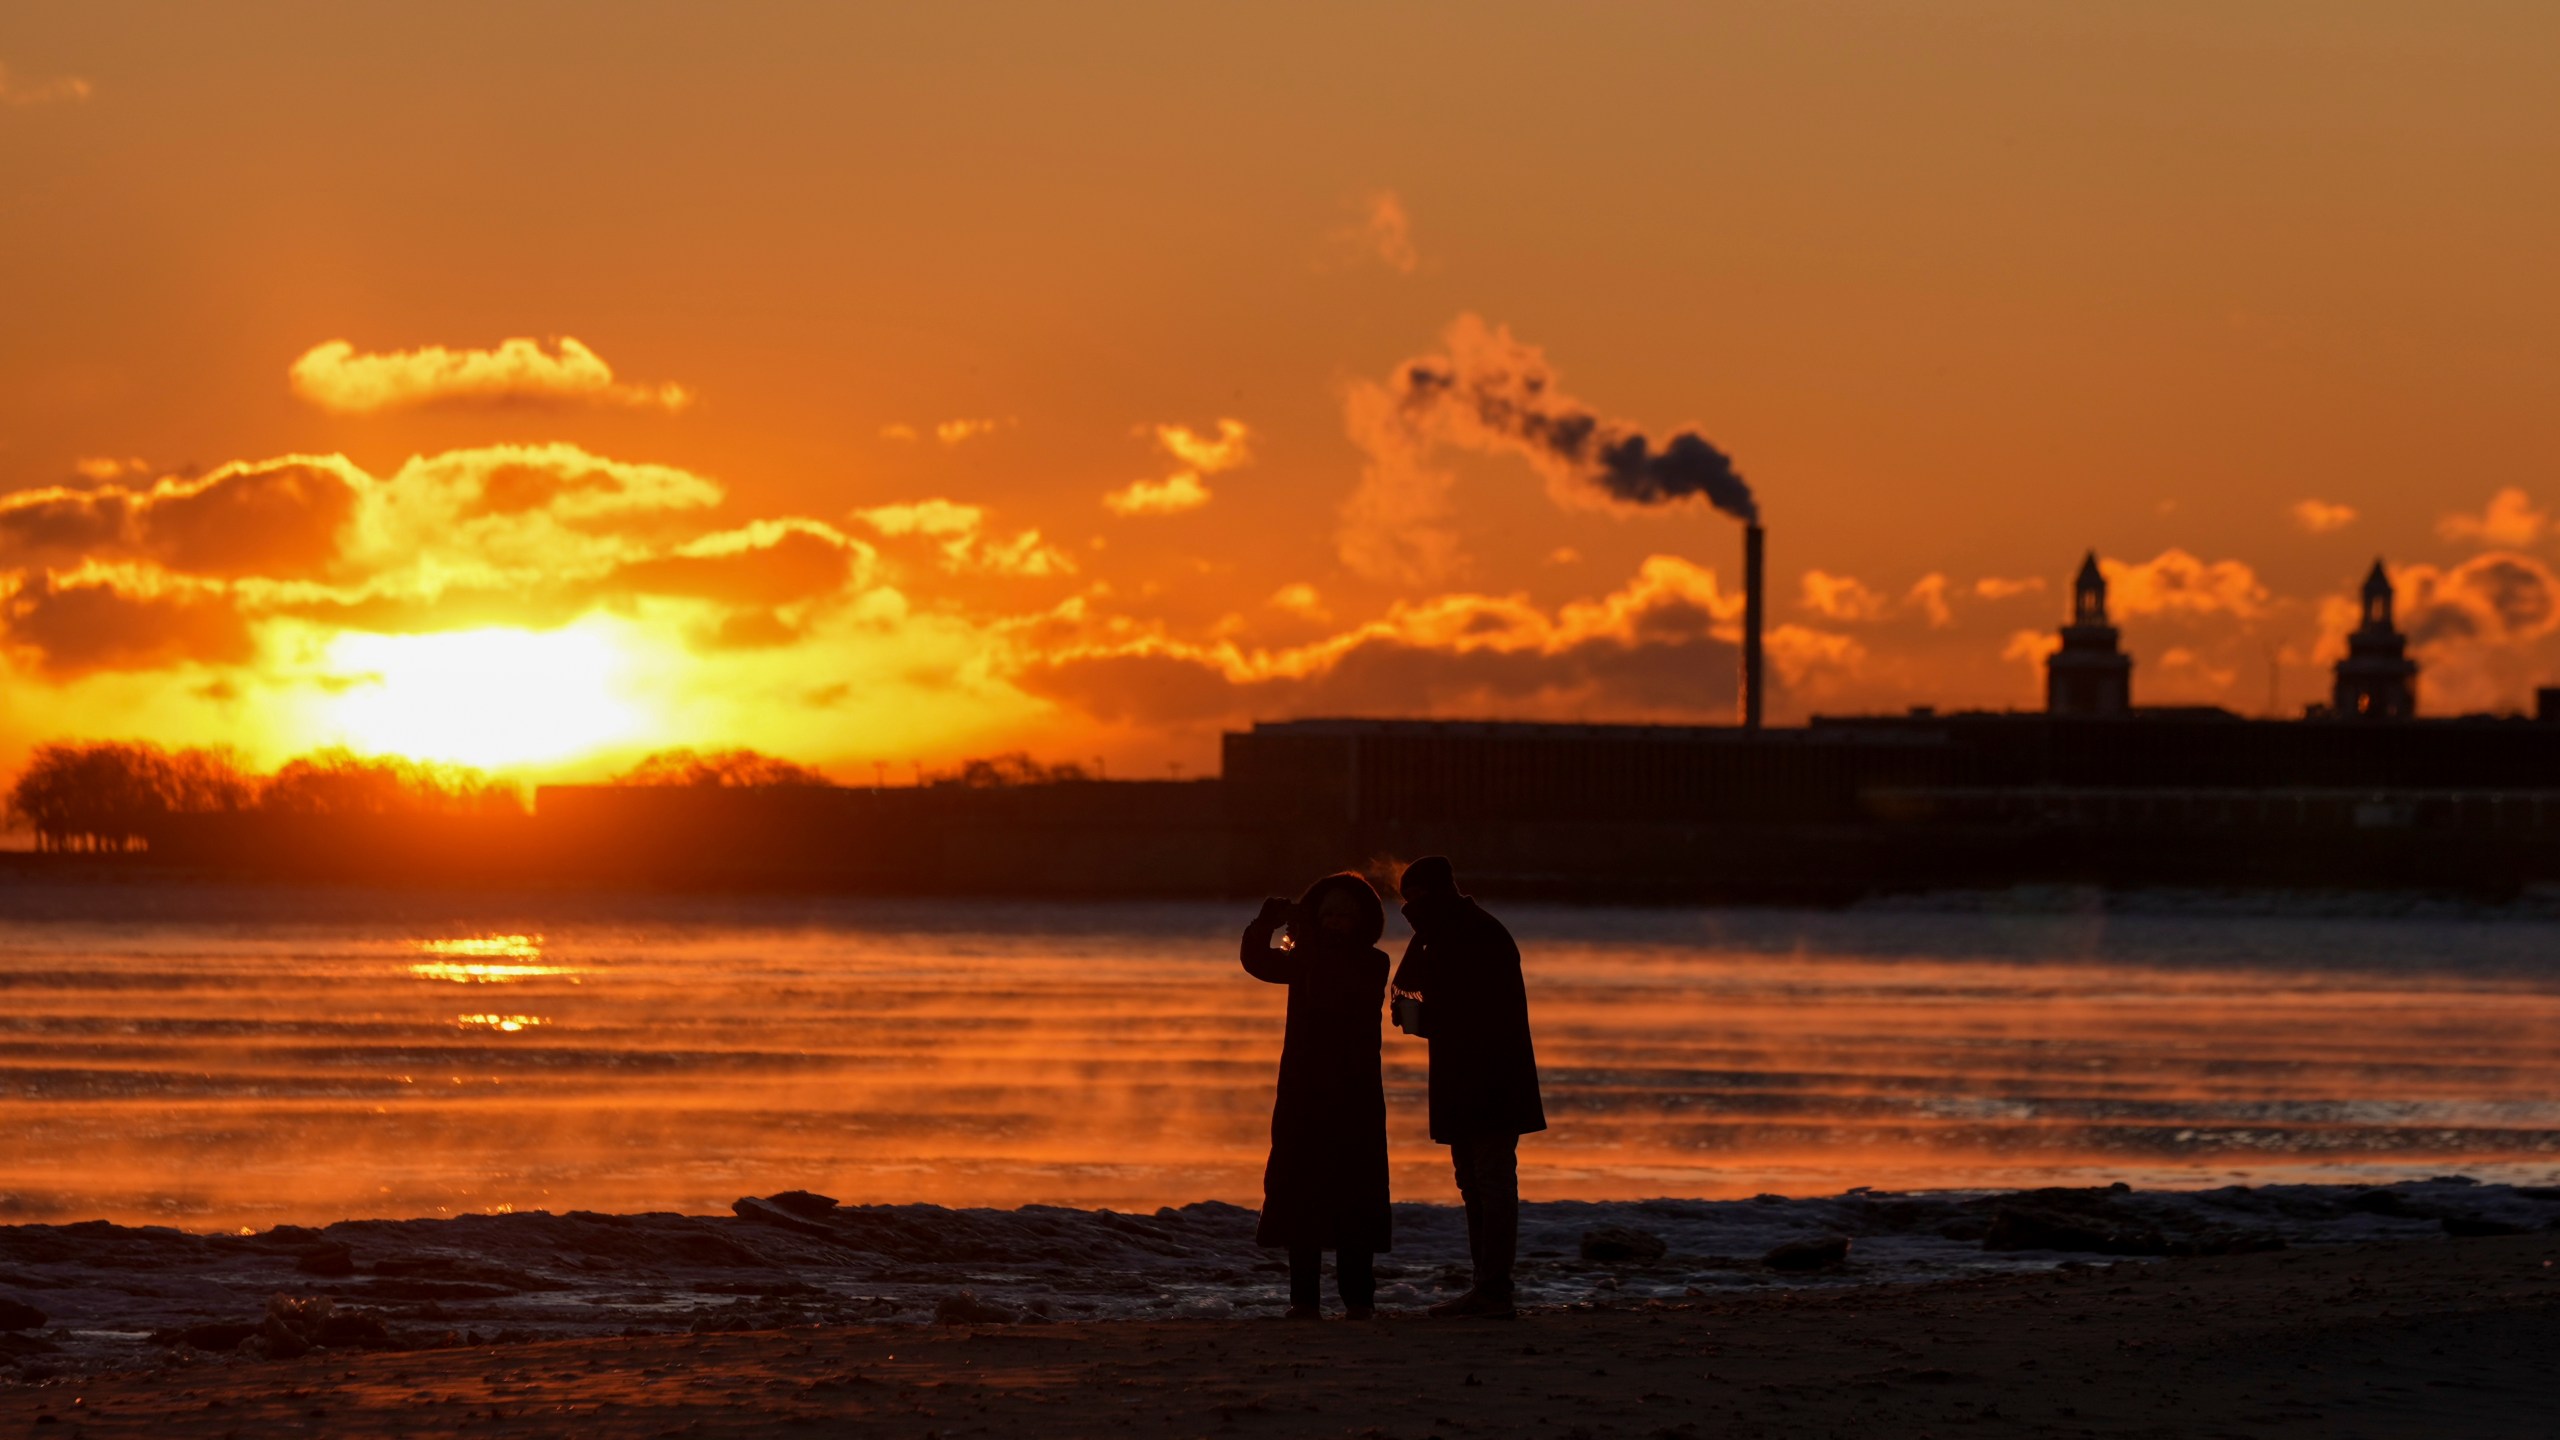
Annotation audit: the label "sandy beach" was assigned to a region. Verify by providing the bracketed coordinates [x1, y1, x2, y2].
[5, 1179, 2557, 1438]
[0, 1228, 2550, 1438]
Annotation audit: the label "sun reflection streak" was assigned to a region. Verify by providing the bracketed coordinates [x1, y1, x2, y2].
[410, 936, 578, 984]
[419, 935, 546, 959]
[410, 963, 578, 983]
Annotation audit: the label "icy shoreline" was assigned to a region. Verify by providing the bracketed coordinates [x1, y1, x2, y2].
[4, 1177, 2556, 1378]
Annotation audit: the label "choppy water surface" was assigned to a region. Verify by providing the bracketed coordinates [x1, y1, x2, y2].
[2, 883, 2556, 1229]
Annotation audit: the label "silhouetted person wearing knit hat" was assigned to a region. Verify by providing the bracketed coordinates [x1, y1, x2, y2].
[1391, 856, 1544, 1318]
[1243, 872, 1394, 1320]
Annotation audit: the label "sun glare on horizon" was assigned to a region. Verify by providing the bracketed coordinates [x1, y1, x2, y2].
[323, 624, 646, 770]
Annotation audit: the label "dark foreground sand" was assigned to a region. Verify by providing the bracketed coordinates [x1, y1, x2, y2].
[2, 1231, 2551, 1439]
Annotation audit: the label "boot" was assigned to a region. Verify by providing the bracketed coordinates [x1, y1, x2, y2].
[1427, 1288, 1515, 1319]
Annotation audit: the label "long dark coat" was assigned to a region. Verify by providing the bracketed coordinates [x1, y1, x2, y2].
[1242, 919, 1392, 1253]
[1392, 897, 1547, 1144]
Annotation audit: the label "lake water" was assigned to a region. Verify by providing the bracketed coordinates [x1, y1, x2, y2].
[2, 883, 2557, 1231]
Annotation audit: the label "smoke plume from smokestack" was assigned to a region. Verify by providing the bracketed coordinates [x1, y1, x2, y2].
[1591, 432, 1757, 520]
[1339, 315, 1756, 581]
[1385, 314, 1755, 520]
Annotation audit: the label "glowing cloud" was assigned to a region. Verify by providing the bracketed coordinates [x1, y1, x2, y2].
[0, 63, 91, 107]
[1797, 570, 1953, 628]
[2291, 499, 2358, 534]
[967, 529, 1077, 578]
[72, 457, 148, 482]
[1764, 623, 1868, 689]
[2437, 487, 2548, 548]
[2155, 645, 2237, 689]
[1019, 555, 1752, 727]
[856, 499, 985, 537]
[1801, 570, 1891, 622]
[1906, 574, 1954, 629]
[2002, 627, 2062, 678]
[1329, 189, 1421, 274]
[934, 418, 1011, 445]
[1973, 576, 2047, 601]
[1103, 473, 1210, 516]
[876, 419, 1015, 445]
[0, 443, 773, 686]
[1105, 419, 1251, 517]
[1267, 584, 1329, 620]
[3, 571, 255, 680]
[1155, 419, 1252, 474]
[854, 498, 1073, 577]
[288, 337, 694, 415]
[2100, 550, 2270, 621]
[0, 459, 362, 580]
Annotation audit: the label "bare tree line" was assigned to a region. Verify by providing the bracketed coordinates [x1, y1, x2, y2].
[588, 747, 1094, 790]
[7, 743, 1104, 853]
[4, 743, 527, 853]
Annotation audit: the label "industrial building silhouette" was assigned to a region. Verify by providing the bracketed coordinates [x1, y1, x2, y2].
[1219, 552, 2560, 898]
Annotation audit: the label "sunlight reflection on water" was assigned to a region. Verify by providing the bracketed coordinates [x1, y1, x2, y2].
[408, 933, 579, 985]
[1, 889, 2556, 1229]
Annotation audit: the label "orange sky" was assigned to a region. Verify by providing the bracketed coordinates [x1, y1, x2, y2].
[4, 3, 2558, 780]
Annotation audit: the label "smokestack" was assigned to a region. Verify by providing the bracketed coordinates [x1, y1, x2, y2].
[1740, 522, 1765, 731]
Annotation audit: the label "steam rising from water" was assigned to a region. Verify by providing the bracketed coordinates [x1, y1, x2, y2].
[1, 892, 2556, 1230]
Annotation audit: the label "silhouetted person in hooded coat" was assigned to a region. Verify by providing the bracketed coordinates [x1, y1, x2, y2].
[1392, 856, 1544, 1317]
[1242, 872, 1393, 1319]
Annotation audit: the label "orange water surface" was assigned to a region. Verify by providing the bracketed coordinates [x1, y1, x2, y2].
[2, 891, 2556, 1229]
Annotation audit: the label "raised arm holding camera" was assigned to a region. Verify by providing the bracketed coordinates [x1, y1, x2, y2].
[1241, 873, 1393, 1320]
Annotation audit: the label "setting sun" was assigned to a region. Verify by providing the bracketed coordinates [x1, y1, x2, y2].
[323, 624, 645, 768]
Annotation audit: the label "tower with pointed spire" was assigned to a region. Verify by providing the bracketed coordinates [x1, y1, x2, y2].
[2331, 559, 2418, 719]
[2046, 551, 2133, 715]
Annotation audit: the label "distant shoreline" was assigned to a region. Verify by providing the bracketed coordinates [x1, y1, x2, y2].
[10, 850, 2560, 918]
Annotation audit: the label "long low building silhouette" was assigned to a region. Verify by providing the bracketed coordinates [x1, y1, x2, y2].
[128, 705, 2560, 901]
[1219, 708, 2560, 900]
[132, 555, 2560, 901]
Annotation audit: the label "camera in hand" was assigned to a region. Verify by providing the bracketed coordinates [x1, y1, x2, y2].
[1391, 994, 1426, 1035]
[1260, 896, 1307, 950]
